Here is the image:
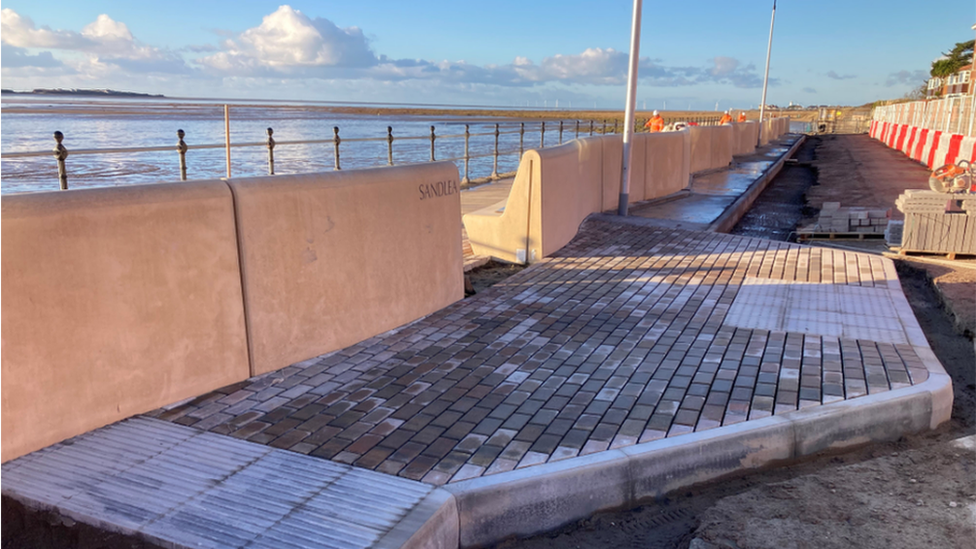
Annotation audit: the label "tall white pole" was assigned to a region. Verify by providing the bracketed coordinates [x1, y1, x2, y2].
[618, 0, 643, 216]
[757, 0, 776, 146]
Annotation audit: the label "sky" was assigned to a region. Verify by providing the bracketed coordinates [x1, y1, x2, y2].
[2, 1, 975, 110]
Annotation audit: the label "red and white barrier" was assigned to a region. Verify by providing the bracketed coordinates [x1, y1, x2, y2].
[870, 121, 976, 169]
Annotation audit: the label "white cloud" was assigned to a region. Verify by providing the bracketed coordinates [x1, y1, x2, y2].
[0, 5, 776, 103]
[1, 9, 188, 74]
[0, 9, 89, 50]
[197, 5, 376, 73]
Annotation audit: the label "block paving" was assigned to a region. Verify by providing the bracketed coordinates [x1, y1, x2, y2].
[151, 218, 929, 486]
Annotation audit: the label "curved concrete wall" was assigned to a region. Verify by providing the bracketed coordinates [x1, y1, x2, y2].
[1, 181, 250, 462]
[229, 162, 464, 375]
[465, 119, 788, 265]
[466, 130, 694, 263]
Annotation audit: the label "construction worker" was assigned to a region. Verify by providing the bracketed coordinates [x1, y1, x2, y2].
[718, 109, 733, 125]
[644, 110, 665, 132]
[737, 111, 747, 123]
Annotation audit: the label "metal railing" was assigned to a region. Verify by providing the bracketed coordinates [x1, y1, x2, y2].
[1, 105, 723, 191]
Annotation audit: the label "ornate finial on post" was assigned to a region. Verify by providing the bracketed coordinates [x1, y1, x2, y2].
[53, 131, 69, 190]
[429, 125, 436, 162]
[176, 129, 188, 181]
[266, 127, 276, 175]
[519, 122, 525, 159]
[491, 123, 500, 179]
[333, 126, 341, 170]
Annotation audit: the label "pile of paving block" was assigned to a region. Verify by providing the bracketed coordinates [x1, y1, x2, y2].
[894, 190, 976, 255]
[802, 202, 890, 235]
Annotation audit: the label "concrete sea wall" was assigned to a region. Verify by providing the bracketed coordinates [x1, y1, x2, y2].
[1, 162, 464, 462]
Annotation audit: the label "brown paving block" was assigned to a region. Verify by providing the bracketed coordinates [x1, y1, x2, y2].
[151, 217, 918, 482]
[400, 455, 440, 480]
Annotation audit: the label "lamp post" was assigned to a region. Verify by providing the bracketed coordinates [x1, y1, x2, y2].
[618, 0, 643, 216]
[757, 0, 777, 146]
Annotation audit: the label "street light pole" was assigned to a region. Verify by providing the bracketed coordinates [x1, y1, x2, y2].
[757, 0, 777, 146]
[619, 0, 643, 216]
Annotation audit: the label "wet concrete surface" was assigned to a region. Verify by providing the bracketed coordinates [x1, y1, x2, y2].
[629, 142, 794, 226]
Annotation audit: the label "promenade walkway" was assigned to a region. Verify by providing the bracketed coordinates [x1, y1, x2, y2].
[2, 136, 952, 549]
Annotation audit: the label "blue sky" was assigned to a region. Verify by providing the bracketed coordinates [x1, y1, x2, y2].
[2, 1, 974, 109]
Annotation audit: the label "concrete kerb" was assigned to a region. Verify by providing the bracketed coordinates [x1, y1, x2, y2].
[374, 489, 459, 549]
[707, 135, 806, 234]
[439, 371, 951, 548]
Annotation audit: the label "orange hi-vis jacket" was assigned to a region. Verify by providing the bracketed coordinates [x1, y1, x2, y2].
[645, 115, 665, 132]
[719, 113, 733, 125]
[737, 113, 747, 123]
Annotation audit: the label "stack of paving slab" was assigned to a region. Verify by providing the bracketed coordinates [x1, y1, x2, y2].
[894, 189, 976, 255]
[804, 202, 890, 234]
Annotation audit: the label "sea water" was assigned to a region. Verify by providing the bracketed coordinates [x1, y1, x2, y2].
[1, 96, 579, 194]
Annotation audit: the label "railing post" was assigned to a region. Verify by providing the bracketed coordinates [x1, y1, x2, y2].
[575, 120, 580, 139]
[333, 126, 341, 170]
[613, 119, 618, 134]
[53, 131, 68, 190]
[462, 124, 470, 184]
[430, 125, 436, 161]
[558, 120, 564, 144]
[176, 129, 188, 181]
[519, 123, 525, 158]
[224, 104, 231, 178]
[266, 127, 275, 175]
[589, 120, 594, 136]
[387, 126, 394, 166]
[540, 121, 546, 148]
[491, 123, 500, 179]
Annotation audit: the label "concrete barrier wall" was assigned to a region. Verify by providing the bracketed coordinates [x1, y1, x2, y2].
[689, 125, 734, 173]
[644, 131, 692, 200]
[688, 126, 713, 173]
[463, 153, 540, 264]
[710, 125, 734, 169]
[466, 130, 695, 263]
[537, 139, 605, 259]
[732, 122, 759, 155]
[466, 120, 791, 264]
[229, 162, 464, 375]
[1, 182, 251, 462]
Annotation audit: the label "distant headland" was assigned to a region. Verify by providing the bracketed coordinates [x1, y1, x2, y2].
[1, 88, 164, 98]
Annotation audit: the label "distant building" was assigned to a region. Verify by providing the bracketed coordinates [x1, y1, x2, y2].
[926, 63, 971, 97]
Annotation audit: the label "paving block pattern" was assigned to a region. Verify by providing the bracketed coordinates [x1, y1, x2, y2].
[1, 417, 434, 549]
[151, 219, 929, 485]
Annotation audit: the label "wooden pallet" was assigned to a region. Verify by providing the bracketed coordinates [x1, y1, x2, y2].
[796, 231, 886, 241]
[895, 249, 976, 261]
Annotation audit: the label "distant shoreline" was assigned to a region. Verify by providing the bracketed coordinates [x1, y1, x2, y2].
[1, 88, 164, 98]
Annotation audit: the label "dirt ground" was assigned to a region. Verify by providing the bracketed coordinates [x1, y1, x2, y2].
[497, 135, 976, 549]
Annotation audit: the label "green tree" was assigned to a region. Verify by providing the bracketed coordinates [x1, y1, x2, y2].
[930, 39, 975, 78]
